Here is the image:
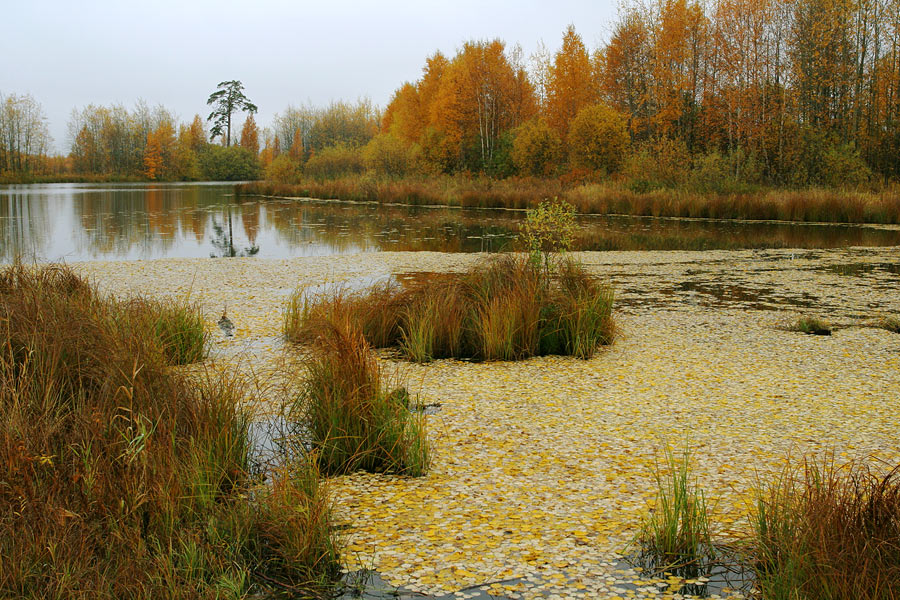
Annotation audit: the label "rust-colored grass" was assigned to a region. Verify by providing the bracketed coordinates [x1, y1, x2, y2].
[240, 176, 900, 225]
[0, 263, 340, 599]
[285, 256, 615, 362]
[751, 454, 900, 599]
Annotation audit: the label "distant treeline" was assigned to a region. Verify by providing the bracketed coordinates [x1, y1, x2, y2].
[4, 0, 900, 190]
[357, 0, 900, 188]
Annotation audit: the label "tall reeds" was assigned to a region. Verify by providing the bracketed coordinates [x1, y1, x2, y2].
[146, 297, 209, 365]
[0, 264, 340, 598]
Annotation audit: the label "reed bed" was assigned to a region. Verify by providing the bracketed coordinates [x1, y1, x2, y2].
[285, 256, 615, 362]
[241, 175, 562, 211]
[240, 176, 900, 225]
[751, 455, 900, 599]
[0, 263, 340, 599]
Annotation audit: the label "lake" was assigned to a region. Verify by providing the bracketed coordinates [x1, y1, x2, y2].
[2, 182, 899, 262]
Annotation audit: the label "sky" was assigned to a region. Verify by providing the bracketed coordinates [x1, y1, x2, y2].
[1, 0, 618, 153]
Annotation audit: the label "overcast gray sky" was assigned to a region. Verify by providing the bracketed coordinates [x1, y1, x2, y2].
[1, 0, 618, 153]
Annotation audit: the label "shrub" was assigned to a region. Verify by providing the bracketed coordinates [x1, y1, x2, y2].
[512, 119, 562, 177]
[820, 143, 872, 189]
[264, 153, 301, 184]
[363, 133, 421, 178]
[778, 127, 873, 188]
[520, 198, 577, 271]
[624, 138, 691, 191]
[198, 145, 261, 181]
[567, 104, 630, 174]
[304, 143, 365, 180]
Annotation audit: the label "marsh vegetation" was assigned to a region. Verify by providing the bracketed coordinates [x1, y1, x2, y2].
[0, 264, 341, 598]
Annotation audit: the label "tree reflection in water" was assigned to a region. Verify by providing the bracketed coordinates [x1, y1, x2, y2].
[210, 211, 259, 258]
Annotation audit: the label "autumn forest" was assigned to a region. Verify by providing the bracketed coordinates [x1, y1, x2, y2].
[4, 0, 900, 192]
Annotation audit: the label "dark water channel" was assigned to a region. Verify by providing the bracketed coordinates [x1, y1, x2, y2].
[2, 182, 900, 263]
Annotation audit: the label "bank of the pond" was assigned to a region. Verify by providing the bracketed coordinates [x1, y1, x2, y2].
[240, 178, 900, 225]
[75, 248, 900, 599]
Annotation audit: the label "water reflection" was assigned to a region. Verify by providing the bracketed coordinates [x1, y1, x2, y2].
[210, 212, 259, 258]
[1, 182, 899, 262]
[0, 188, 50, 260]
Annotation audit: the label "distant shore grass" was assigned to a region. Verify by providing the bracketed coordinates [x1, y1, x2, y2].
[285, 255, 615, 362]
[0, 173, 150, 185]
[239, 176, 900, 225]
[0, 263, 340, 598]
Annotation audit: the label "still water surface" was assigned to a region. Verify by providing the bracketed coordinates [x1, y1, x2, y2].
[2, 182, 899, 262]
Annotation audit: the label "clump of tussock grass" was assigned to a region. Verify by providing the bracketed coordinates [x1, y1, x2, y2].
[637, 445, 715, 576]
[286, 312, 429, 477]
[285, 255, 615, 362]
[750, 454, 900, 599]
[0, 263, 340, 598]
[875, 315, 900, 333]
[788, 316, 832, 335]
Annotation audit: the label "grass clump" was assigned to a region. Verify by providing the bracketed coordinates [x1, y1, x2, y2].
[751, 454, 900, 599]
[875, 315, 900, 333]
[637, 445, 715, 576]
[0, 263, 340, 598]
[789, 316, 832, 335]
[285, 255, 615, 362]
[286, 312, 429, 477]
[145, 297, 209, 365]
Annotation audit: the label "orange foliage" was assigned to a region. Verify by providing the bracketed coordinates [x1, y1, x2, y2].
[240, 114, 260, 156]
[289, 129, 304, 163]
[143, 123, 175, 180]
[546, 25, 596, 138]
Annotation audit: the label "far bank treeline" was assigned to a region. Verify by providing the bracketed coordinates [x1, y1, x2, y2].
[5, 0, 900, 190]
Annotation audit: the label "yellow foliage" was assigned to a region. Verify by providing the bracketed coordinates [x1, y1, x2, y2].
[511, 119, 561, 177]
[567, 104, 630, 173]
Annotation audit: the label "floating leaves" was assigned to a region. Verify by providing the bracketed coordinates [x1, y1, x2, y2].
[76, 247, 900, 598]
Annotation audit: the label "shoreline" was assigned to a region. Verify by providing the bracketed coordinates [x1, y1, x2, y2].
[73, 248, 900, 598]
